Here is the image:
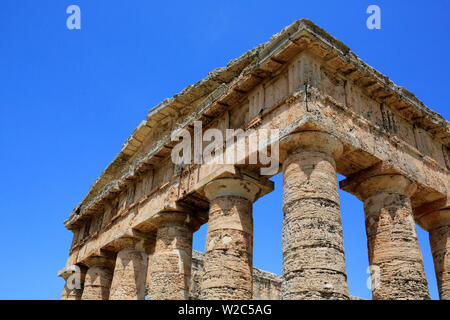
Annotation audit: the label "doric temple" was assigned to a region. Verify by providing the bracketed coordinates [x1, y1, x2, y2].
[58, 19, 449, 300]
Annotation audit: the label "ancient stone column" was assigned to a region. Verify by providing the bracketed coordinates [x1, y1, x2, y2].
[419, 209, 450, 300]
[109, 238, 148, 300]
[280, 131, 350, 300]
[144, 236, 156, 299]
[59, 265, 87, 300]
[201, 176, 271, 300]
[348, 173, 430, 300]
[81, 256, 115, 300]
[147, 211, 196, 300]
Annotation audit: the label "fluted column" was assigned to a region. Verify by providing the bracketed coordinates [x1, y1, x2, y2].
[201, 175, 273, 300]
[419, 209, 450, 300]
[343, 172, 430, 300]
[147, 211, 197, 300]
[280, 131, 350, 300]
[81, 256, 115, 300]
[59, 265, 87, 300]
[109, 238, 148, 300]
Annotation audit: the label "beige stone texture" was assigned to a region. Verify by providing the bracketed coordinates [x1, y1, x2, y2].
[109, 247, 147, 300]
[59, 19, 449, 300]
[201, 177, 258, 300]
[190, 250, 282, 300]
[347, 173, 430, 300]
[281, 131, 350, 300]
[252, 268, 283, 300]
[419, 209, 450, 300]
[81, 257, 115, 300]
[147, 211, 196, 300]
[61, 284, 84, 300]
[429, 224, 450, 300]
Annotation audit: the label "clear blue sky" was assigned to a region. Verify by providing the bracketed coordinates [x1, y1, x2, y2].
[0, 1, 448, 300]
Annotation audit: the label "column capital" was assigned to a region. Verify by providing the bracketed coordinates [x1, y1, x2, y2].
[83, 252, 116, 269]
[340, 162, 416, 201]
[103, 229, 156, 253]
[205, 178, 253, 201]
[279, 130, 343, 162]
[106, 237, 140, 252]
[204, 170, 274, 202]
[152, 209, 204, 232]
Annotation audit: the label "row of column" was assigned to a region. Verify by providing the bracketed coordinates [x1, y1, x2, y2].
[61, 212, 196, 300]
[62, 130, 449, 300]
[62, 177, 261, 300]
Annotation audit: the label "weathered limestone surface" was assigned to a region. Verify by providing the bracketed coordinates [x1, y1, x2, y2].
[280, 131, 349, 300]
[63, 20, 449, 260]
[188, 251, 206, 300]
[342, 173, 430, 300]
[201, 177, 271, 300]
[190, 250, 282, 300]
[430, 224, 450, 300]
[201, 195, 253, 299]
[81, 257, 115, 300]
[418, 209, 450, 300]
[252, 268, 283, 300]
[147, 211, 196, 300]
[109, 247, 147, 300]
[59, 19, 449, 300]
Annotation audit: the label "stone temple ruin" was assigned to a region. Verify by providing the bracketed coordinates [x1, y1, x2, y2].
[58, 19, 449, 300]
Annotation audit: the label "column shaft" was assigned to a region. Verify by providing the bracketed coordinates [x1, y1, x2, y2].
[147, 212, 193, 300]
[109, 247, 147, 300]
[430, 224, 450, 300]
[419, 209, 450, 300]
[201, 194, 253, 299]
[200, 175, 272, 300]
[420, 209, 450, 300]
[281, 133, 349, 300]
[81, 264, 114, 300]
[360, 175, 430, 300]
